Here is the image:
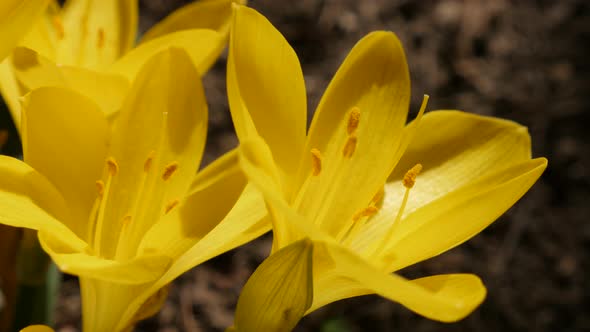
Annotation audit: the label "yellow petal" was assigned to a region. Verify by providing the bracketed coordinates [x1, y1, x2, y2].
[238, 137, 335, 253]
[0, 59, 24, 128]
[154, 184, 269, 276]
[350, 111, 541, 265]
[314, 242, 486, 322]
[380, 158, 547, 271]
[238, 137, 304, 248]
[141, 0, 240, 42]
[59, 0, 138, 68]
[12, 47, 130, 117]
[295, 31, 411, 238]
[39, 231, 170, 284]
[78, 276, 170, 331]
[18, 12, 57, 61]
[390, 110, 532, 185]
[99, 48, 208, 258]
[0, 0, 49, 60]
[0, 155, 86, 251]
[78, 279, 143, 331]
[19, 325, 54, 332]
[137, 149, 266, 262]
[233, 239, 313, 332]
[21, 86, 109, 240]
[109, 29, 224, 82]
[228, 5, 307, 191]
[128, 184, 270, 329]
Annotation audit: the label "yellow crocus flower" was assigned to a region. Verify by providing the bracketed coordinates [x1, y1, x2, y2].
[0, 0, 244, 128]
[0, 48, 267, 331]
[0, 0, 48, 61]
[227, 5, 547, 329]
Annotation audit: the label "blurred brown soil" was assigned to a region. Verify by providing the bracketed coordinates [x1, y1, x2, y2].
[39, 0, 590, 331]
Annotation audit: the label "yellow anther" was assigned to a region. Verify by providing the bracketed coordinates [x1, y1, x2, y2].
[371, 187, 385, 206]
[162, 162, 179, 181]
[164, 199, 179, 214]
[342, 135, 357, 158]
[402, 164, 422, 189]
[352, 205, 379, 222]
[122, 214, 132, 226]
[97, 28, 105, 49]
[347, 107, 361, 135]
[52, 16, 65, 40]
[310, 148, 322, 176]
[95, 180, 105, 197]
[144, 150, 155, 172]
[106, 157, 119, 176]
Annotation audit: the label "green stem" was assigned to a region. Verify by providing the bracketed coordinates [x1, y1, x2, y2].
[12, 231, 61, 331]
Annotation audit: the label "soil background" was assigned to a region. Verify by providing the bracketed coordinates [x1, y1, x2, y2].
[1, 0, 588, 331]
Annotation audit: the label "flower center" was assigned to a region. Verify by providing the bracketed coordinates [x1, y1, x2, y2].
[88, 150, 182, 258]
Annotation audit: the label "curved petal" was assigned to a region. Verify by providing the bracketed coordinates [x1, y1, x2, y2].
[78, 278, 168, 331]
[312, 242, 486, 322]
[128, 172, 269, 330]
[109, 29, 224, 81]
[59, 0, 138, 68]
[238, 137, 304, 248]
[0, 0, 48, 60]
[389, 110, 532, 184]
[141, 0, 240, 42]
[18, 12, 57, 61]
[98, 48, 208, 259]
[350, 111, 541, 264]
[12, 47, 130, 116]
[379, 158, 547, 271]
[39, 231, 170, 284]
[137, 149, 264, 260]
[295, 31, 411, 238]
[21, 86, 109, 240]
[0, 156, 86, 251]
[150, 184, 269, 280]
[233, 239, 313, 332]
[228, 5, 307, 191]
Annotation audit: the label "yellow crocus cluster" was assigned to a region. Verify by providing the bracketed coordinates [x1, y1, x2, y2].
[0, 2, 546, 332]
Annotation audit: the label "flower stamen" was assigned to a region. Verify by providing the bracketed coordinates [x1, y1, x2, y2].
[311, 148, 322, 176]
[371, 187, 385, 207]
[91, 157, 119, 256]
[97, 28, 105, 49]
[164, 199, 180, 214]
[95, 180, 105, 197]
[106, 157, 119, 176]
[52, 16, 65, 40]
[342, 135, 357, 158]
[347, 106, 361, 135]
[122, 214, 132, 227]
[144, 150, 155, 172]
[162, 162, 179, 181]
[402, 164, 422, 189]
[352, 205, 379, 222]
[371, 163, 422, 255]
